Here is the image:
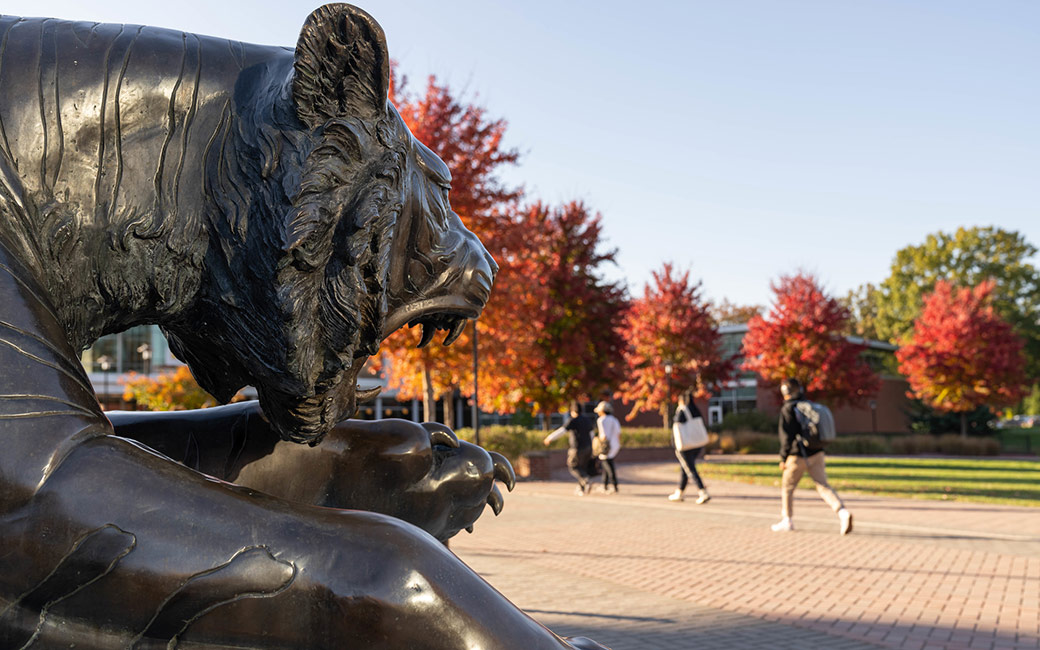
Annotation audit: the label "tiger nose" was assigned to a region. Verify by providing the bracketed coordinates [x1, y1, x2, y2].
[472, 251, 496, 302]
[484, 251, 499, 279]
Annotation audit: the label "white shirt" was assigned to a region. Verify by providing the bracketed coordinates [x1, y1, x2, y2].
[596, 414, 621, 459]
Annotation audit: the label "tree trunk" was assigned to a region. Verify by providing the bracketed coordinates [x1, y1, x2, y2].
[422, 365, 437, 423]
[442, 391, 454, 429]
[960, 411, 968, 438]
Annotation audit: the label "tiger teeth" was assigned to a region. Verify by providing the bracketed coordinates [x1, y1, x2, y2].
[442, 319, 467, 346]
[416, 321, 436, 348]
[356, 385, 382, 401]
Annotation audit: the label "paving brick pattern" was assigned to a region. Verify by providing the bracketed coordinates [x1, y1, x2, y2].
[450, 460, 1040, 650]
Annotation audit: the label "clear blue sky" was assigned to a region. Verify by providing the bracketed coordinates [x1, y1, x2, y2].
[8, 0, 1038, 307]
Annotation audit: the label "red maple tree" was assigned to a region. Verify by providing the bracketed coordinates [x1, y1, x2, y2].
[376, 71, 521, 425]
[478, 201, 629, 425]
[742, 273, 879, 407]
[620, 264, 734, 426]
[896, 280, 1028, 436]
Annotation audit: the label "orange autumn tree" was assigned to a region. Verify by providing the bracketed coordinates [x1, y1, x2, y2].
[376, 71, 521, 425]
[122, 366, 245, 411]
[620, 264, 733, 427]
[743, 273, 879, 406]
[479, 201, 628, 425]
[896, 280, 1028, 437]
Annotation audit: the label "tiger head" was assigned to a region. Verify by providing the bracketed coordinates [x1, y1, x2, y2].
[166, 4, 496, 443]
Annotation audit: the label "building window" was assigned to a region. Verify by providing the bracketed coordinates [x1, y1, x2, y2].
[81, 325, 170, 374]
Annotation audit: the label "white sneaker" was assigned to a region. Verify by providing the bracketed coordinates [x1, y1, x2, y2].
[695, 490, 711, 505]
[574, 485, 586, 497]
[839, 509, 853, 535]
[667, 490, 684, 502]
[771, 518, 793, 532]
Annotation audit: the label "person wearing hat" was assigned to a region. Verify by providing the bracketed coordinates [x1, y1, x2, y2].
[593, 400, 622, 493]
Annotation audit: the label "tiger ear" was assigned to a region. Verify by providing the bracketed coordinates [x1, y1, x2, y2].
[292, 3, 390, 129]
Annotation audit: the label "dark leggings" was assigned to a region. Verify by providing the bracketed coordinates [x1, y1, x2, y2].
[676, 447, 705, 490]
[567, 447, 592, 487]
[602, 458, 618, 489]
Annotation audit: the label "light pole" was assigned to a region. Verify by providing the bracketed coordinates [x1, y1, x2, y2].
[137, 343, 152, 375]
[471, 320, 480, 447]
[663, 361, 674, 428]
[97, 355, 113, 410]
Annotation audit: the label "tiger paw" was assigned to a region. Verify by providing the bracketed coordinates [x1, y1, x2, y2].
[235, 417, 515, 542]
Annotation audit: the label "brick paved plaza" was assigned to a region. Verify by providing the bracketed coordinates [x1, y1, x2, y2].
[450, 460, 1040, 650]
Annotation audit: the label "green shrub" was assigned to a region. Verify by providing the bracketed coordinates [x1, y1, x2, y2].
[715, 431, 775, 454]
[827, 435, 890, 455]
[455, 425, 1005, 463]
[889, 434, 935, 455]
[717, 410, 775, 434]
[622, 427, 673, 447]
[455, 426, 546, 462]
[936, 434, 1001, 456]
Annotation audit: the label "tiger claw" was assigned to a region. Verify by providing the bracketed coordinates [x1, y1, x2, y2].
[488, 451, 515, 491]
[487, 485, 504, 516]
[421, 422, 460, 448]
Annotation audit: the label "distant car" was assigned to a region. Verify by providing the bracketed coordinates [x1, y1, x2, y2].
[997, 414, 1038, 429]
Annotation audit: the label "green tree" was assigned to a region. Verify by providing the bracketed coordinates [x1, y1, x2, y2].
[1022, 383, 1040, 417]
[710, 298, 763, 327]
[875, 226, 1040, 378]
[841, 283, 884, 342]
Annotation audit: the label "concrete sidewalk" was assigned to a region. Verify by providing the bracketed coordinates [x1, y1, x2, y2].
[450, 460, 1040, 650]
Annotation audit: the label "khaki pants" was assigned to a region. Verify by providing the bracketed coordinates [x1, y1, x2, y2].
[781, 453, 844, 518]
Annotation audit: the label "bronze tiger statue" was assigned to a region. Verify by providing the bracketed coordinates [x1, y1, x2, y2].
[0, 4, 605, 648]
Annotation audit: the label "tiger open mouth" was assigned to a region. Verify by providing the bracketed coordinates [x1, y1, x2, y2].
[352, 289, 488, 405]
[380, 267, 493, 348]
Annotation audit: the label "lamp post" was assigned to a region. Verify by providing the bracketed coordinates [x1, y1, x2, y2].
[471, 320, 480, 447]
[137, 343, 152, 376]
[97, 355, 113, 410]
[663, 361, 674, 428]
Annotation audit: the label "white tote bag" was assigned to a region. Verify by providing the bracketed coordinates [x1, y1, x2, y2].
[672, 405, 709, 451]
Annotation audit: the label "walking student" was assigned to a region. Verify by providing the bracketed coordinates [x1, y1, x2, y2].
[668, 393, 710, 504]
[771, 378, 853, 535]
[593, 401, 621, 493]
[544, 401, 596, 496]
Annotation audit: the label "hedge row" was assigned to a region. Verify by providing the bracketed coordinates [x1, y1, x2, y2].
[455, 426, 1003, 464]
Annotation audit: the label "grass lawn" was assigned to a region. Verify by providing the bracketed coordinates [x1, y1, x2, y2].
[698, 456, 1040, 507]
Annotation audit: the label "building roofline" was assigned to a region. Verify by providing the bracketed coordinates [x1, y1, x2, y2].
[718, 322, 897, 351]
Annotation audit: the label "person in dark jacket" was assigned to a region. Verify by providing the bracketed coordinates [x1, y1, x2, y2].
[771, 378, 853, 534]
[544, 401, 596, 495]
[668, 393, 710, 504]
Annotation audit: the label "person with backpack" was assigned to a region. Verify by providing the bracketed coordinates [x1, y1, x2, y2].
[543, 401, 596, 496]
[771, 378, 853, 535]
[668, 393, 711, 504]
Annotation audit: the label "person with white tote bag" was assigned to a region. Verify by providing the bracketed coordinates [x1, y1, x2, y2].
[669, 393, 711, 503]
